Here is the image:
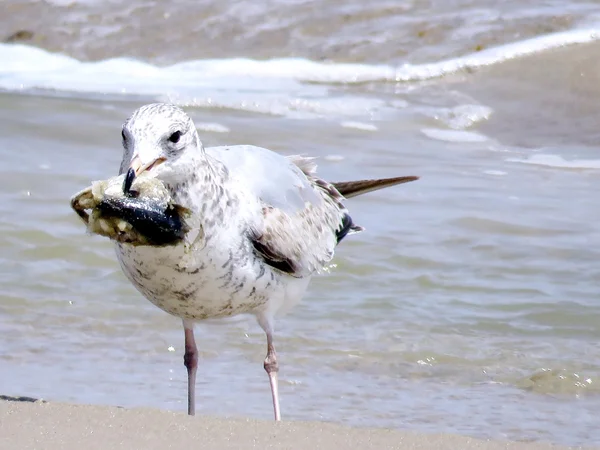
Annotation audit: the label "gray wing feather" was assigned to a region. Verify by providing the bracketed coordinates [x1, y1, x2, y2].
[206, 145, 345, 277]
[206, 145, 322, 213]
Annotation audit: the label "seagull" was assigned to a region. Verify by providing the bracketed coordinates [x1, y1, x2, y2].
[115, 103, 418, 420]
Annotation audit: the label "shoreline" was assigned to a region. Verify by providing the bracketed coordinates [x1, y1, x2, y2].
[0, 396, 588, 450]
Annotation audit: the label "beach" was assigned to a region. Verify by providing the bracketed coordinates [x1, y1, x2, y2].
[0, 397, 586, 450]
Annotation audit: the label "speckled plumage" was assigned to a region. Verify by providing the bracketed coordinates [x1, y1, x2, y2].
[113, 103, 418, 420]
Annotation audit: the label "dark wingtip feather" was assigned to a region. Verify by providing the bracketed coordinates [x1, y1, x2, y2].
[333, 175, 419, 199]
[251, 238, 298, 275]
[336, 213, 354, 243]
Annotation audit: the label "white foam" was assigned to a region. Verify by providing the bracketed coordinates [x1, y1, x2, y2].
[155, 27, 600, 83]
[195, 123, 230, 133]
[391, 27, 600, 81]
[1, 26, 599, 118]
[507, 154, 600, 169]
[340, 121, 378, 131]
[483, 170, 507, 176]
[170, 94, 384, 119]
[421, 128, 489, 143]
[430, 104, 493, 130]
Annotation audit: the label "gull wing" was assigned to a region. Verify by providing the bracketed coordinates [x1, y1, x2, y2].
[206, 145, 349, 277]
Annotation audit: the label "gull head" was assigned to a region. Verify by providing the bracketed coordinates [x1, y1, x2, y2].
[119, 103, 201, 177]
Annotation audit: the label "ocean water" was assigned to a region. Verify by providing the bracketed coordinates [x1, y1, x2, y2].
[1, 1, 599, 446]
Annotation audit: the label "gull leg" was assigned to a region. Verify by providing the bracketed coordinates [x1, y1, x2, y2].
[257, 314, 281, 421]
[183, 320, 198, 416]
[264, 332, 281, 421]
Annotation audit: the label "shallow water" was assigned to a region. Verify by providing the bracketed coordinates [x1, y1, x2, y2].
[1, 1, 600, 446]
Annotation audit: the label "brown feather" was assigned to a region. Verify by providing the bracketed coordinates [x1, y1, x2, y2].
[332, 176, 419, 199]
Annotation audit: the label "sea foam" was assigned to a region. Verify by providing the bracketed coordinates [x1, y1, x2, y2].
[1, 27, 599, 119]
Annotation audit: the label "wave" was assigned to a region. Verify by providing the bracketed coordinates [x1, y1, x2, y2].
[1, 26, 599, 117]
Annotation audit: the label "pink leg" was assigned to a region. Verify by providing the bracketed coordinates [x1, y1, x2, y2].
[264, 329, 281, 421]
[183, 321, 198, 416]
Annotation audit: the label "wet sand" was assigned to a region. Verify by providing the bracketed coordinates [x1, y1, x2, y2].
[0, 398, 587, 450]
[456, 40, 600, 148]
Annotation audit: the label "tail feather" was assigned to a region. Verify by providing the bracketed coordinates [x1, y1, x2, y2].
[333, 175, 419, 199]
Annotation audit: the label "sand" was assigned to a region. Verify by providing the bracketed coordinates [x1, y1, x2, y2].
[0, 397, 587, 450]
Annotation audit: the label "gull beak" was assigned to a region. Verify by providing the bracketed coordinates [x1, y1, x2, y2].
[129, 155, 167, 176]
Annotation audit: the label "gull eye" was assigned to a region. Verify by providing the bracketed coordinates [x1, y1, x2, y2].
[121, 129, 127, 143]
[168, 131, 182, 144]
